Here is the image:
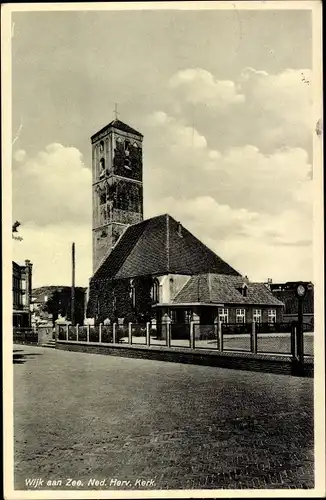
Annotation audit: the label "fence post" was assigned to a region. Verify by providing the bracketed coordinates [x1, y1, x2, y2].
[128, 322, 132, 344]
[218, 321, 223, 352]
[251, 321, 257, 354]
[76, 324, 79, 342]
[99, 323, 102, 344]
[66, 324, 69, 341]
[167, 321, 171, 348]
[87, 324, 90, 343]
[291, 323, 301, 375]
[190, 321, 195, 349]
[146, 322, 150, 346]
[113, 323, 117, 343]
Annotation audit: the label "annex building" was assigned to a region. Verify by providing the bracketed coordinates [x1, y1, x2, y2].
[87, 119, 283, 328]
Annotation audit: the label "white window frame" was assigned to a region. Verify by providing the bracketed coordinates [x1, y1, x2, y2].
[218, 308, 229, 324]
[236, 308, 246, 324]
[268, 309, 277, 324]
[253, 309, 262, 323]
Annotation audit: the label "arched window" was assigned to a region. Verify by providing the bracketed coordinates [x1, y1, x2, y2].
[99, 140, 104, 153]
[124, 140, 130, 153]
[99, 158, 105, 177]
[129, 279, 136, 309]
[150, 279, 160, 303]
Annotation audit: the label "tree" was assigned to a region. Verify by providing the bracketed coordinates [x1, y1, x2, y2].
[42, 287, 86, 326]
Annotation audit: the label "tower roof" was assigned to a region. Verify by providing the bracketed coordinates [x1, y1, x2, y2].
[91, 119, 143, 142]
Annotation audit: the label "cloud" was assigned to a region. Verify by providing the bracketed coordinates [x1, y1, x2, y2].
[239, 67, 313, 144]
[12, 143, 91, 227]
[144, 110, 312, 281]
[167, 67, 313, 155]
[12, 143, 93, 286]
[13, 149, 26, 162]
[146, 195, 312, 282]
[169, 68, 245, 107]
[145, 112, 312, 214]
[12, 221, 92, 287]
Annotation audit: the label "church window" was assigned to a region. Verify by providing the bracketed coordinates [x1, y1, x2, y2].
[129, 279, 136, 309]
[112, 290, 117, 314]
[124, 140, 130, 153]
[99, 141, 104, 153]
[99, 158, 105, 178]
[150, 279, 160, 303]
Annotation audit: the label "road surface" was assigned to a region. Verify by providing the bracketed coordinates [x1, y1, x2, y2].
[14, 344, 314, 490]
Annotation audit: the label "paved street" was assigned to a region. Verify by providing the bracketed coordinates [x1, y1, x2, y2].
[14, 345, 314, 490]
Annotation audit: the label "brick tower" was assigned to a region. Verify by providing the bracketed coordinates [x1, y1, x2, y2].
[91, 118, 143, 273]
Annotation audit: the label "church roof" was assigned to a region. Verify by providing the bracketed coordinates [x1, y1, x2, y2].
[91, 119, 143, 141]
[92, 214, 241, 282]
[172, 273, 284, 306]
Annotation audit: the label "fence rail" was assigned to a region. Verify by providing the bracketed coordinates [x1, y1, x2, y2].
[15, 321, 314, 359]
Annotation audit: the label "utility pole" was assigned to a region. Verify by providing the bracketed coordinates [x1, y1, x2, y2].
[71, 242, 75, 326]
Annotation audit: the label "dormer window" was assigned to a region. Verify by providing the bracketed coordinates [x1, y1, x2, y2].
[242, 284, 248, 297]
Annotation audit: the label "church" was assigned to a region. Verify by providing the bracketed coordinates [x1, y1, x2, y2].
[86, 118, 283, 328]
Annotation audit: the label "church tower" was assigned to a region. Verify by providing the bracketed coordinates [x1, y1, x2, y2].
[91, 118, 143, 273]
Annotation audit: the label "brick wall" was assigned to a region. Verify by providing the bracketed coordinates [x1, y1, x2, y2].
[56, 341, 313, 378]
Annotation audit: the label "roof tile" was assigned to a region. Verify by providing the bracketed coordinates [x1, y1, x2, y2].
[173, 274, 284, 306]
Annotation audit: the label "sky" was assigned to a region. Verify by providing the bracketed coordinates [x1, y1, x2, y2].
[11, 6, 316, 288]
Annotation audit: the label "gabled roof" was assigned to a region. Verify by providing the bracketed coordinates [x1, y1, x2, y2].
[92, 214, 241, 282]
[173, 273, 284, 306]
[91, 119, 143, 141]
